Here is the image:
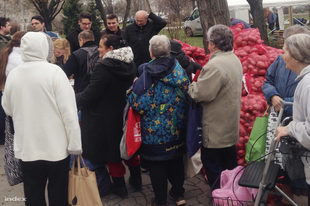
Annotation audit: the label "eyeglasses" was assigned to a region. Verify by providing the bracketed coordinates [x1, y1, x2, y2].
[81, 23, 91, 26]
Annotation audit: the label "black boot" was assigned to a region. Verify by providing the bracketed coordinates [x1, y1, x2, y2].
[129, 165, 142, 192]
[111, 176, 128, 198]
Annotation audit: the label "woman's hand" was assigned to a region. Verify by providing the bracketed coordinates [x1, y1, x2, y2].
[276, 126, 288, 142]
[69, 74, 74, 82]
[271, 95, 283, 112]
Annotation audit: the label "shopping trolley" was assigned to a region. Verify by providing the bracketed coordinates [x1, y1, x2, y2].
[239, 100, 309, 206]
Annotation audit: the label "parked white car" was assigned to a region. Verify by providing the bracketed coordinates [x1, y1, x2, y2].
[184, 8, 203, 37]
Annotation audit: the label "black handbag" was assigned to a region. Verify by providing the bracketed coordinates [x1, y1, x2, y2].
[280, 136, 308, 182]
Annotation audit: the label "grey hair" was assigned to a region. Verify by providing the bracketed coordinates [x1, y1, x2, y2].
[283, 25, 309, 39]
[207, 24, 234, 51]
[149, 35, 171, 58]
[285, 33, 310, 64]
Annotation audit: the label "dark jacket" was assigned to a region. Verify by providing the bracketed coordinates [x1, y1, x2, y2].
[66, 26, 102, 53]
[262, 55, 299, 117]
[127, 57, 189, 161]
[0, 34, 11, 51]
[173, 50, 201, 82]
[63, 41, 97, 93]
[76, 46, 137, 163]
[230, 18, 251, 29]
[101, 26, 125, 37]
[124, 12, 166, 68]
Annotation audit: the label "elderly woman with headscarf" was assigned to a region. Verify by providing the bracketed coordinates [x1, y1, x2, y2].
[188, 24, 243, 190]
[276, 33, 310, 206]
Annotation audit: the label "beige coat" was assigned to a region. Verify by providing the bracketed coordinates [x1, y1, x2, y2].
[188, 50, 243, 148]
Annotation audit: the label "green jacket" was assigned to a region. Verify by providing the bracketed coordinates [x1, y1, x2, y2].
[0, 34, 11, 51]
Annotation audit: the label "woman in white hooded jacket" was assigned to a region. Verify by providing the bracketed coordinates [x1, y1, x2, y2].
[276, 33, 310, 206]
[1, 32, 82, 206]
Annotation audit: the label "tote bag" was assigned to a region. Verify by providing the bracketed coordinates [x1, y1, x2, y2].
[68, 155, 103, 206]
[126, 107, 141, 157]
[4, 116, 23, 186]
[186, 99, 202, 158]
[245, 108, 269, 163]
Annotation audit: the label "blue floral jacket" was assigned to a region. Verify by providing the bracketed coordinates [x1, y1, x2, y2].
[127, 57, 189, 161]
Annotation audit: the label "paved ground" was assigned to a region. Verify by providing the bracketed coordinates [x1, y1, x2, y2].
[0, 144, 307, 206]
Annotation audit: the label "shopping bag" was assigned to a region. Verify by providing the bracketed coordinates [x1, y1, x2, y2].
[245, 108, 269, 163]
[120, 103, 133, 160]
[4, 116, 23, 186]
[68, 155, 103, 206]
[183, 149, 202, 178]
[186, 99, 202, 158]
[126, 107, 141, 157]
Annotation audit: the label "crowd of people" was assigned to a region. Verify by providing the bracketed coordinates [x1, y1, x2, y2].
[0, 7, 310, 206]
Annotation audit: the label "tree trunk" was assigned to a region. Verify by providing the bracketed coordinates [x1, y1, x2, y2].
[31, 0, 65, 31]
[197, 0, 231, 54]
[95, 0, 107, 28]
[144, 0, 151, 13]
[122, 0, 132, 30]
[247, 0, 269, 45]
[192, 0, 196, 10]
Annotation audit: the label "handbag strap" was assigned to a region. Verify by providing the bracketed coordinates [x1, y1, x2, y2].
[78, 155, 90, 176]
[77, 155, 82, 176]
[263, 106, 270, 117]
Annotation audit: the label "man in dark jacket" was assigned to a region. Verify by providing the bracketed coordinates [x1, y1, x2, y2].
[101, 14, 125, 37]
[0, 17, 11, 51]
[66, 12, 102, 53]
[124, 10, 166, 68]
[63, 30, 97, 93]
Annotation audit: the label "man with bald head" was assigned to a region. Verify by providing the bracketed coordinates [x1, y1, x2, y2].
[124, 10, 166, 68]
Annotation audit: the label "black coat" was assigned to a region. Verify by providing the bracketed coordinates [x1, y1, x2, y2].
[101, 27, 125, 37]
[76, 57, 137, 163]
[124, 12, 166, 68]
[173, 50, 202, 82]
[66, 26, 102, 53]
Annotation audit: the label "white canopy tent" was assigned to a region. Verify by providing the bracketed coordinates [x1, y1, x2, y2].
[227, 0, 310, 30]
[227, 0, 310, 10]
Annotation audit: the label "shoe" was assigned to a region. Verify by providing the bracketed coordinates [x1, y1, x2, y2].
[150, 198, 168, 206]
[111, 176, 128, 198]
[111, 184, 128, 198]
[168, 190, 186, 206]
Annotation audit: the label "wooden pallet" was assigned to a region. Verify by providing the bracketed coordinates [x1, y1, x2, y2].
[274, 30, 284, 48]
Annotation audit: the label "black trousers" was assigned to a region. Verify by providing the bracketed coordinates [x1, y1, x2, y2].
[147, 156, 185, 205]
[201, 145, 238, 191]
[21, 156, 70, 206]
[269, 23, 275, 32]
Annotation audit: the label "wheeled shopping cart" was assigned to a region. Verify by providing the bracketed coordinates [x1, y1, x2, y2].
[239, 101, 309, 206]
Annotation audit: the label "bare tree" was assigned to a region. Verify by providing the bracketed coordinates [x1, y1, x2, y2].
[122, 0, 131, 30]
[144, 0, 151, 13]
[95, 0, 107, 27]
[191, 0, 196, 10]
[30, 0, 65, 30]
[246, 0, 269, 45]
[197, 0, 231, 53]
[166, 0, 185, 20]
[103, 0, 113, 14]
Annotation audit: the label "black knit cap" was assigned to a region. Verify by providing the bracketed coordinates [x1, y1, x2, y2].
[170, 40, 182, 55]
